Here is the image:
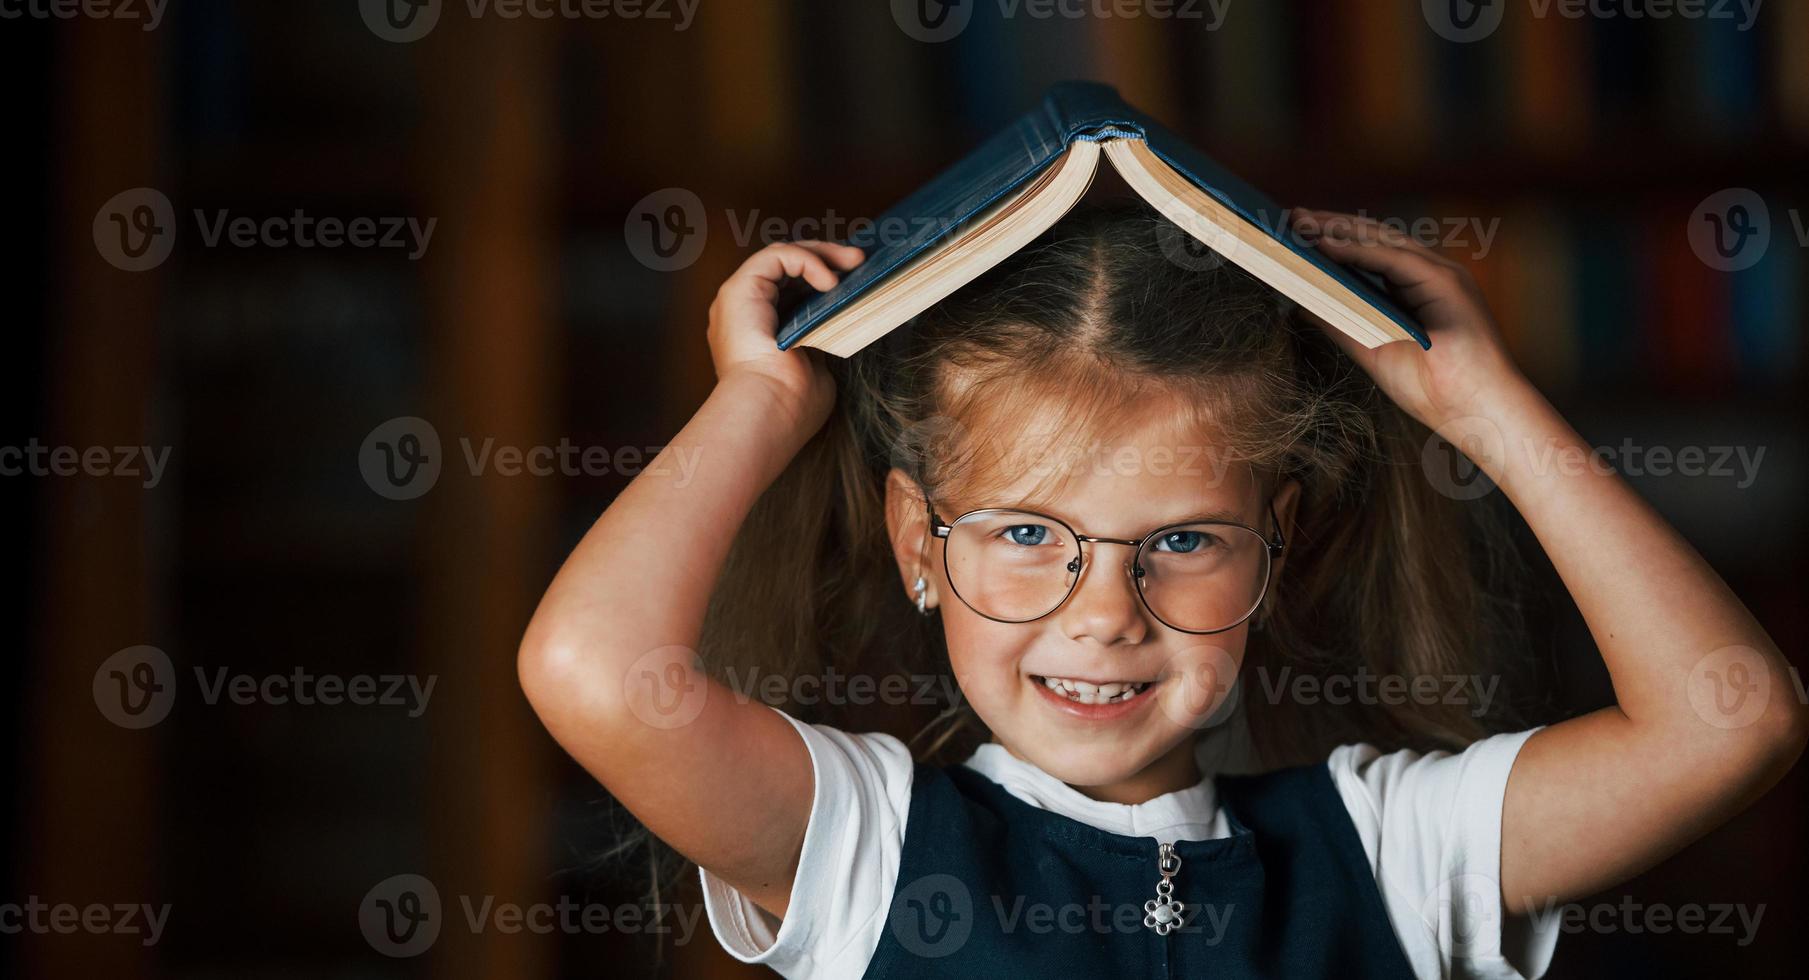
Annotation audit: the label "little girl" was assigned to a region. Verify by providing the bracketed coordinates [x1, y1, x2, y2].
[519, 202, 1805, 978]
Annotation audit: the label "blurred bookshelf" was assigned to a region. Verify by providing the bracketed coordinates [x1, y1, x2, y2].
[25, 0, 1806, 978]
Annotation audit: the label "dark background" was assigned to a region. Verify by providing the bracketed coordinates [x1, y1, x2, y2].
[5, 0, 1805, 976]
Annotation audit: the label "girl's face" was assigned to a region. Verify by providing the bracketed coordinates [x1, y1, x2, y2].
[888, 398, 1297, 799]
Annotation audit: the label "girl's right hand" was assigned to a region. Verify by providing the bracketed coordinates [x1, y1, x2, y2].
[707, 240, 865, 434]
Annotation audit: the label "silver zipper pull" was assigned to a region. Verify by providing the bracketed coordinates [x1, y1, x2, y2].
[1142, 842, 1185, 935]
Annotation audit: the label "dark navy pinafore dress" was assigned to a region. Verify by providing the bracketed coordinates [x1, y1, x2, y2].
[860, 761, 1419, 978]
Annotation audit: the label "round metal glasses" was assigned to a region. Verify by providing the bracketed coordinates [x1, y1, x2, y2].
[924, 496, 1285, 635]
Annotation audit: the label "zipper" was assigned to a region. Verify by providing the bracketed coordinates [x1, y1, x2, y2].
[1142, 842, 1185, 935]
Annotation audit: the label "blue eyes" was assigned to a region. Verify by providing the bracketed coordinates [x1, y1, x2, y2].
[1155, 530, 1209, 554]
[996, 525, 1222, 553]
[1004, 524, 1050, 547]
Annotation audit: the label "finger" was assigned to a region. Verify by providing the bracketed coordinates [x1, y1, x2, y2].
[1306, 230, 1464, 310]
[790, 239, 866, 271]
[1292, 208, 1461, 269]
[734, 242, 843, 293]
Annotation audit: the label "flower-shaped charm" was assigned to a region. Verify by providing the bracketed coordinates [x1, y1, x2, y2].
[1143, 895, 1186, 935]
[1142, 842, 1186, 935]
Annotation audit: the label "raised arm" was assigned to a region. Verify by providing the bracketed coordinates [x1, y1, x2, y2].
[517, 240, 863, 917]
[1292, 208, 1808, 915]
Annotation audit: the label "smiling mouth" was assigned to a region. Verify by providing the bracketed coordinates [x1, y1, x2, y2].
[1032, 674, 1154, 705]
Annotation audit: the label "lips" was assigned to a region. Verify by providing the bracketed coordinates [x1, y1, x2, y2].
[1033, 674, 1153, 705]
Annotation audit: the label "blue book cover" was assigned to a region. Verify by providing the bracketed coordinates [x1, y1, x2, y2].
[776, 80, 1429, 354]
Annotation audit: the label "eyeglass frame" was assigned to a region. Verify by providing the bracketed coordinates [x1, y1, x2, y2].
[919, 488, 1287, 635]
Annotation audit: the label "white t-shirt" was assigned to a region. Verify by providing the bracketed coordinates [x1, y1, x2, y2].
[699, 705, 1559, 980]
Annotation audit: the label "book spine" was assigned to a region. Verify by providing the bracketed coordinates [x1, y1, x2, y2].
[1499, 206, 1581, 391]
[1652, 204, 1735, 397]
[1199, 0, 1289, 149]
[1507, 9, 1592, 150]
[1572, 207, 1637, 389]
[1346, 0, 1431, 156]
[1780, 0, 1809, 139]
[1730, 216, 1803, 384]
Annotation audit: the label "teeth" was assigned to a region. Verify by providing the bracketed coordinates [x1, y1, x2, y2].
[1038, 676, 1149, 705]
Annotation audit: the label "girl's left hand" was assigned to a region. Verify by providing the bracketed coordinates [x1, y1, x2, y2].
[1288, 207, 1531, 435]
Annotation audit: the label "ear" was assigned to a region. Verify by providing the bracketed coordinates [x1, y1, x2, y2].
[1268, 476, 1303, 587]
[883, 468, 940, 609]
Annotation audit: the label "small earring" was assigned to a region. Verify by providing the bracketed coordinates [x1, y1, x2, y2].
[913, 575, 931, 615]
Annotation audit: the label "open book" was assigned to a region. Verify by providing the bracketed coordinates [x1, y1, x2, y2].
[776, 81, 1428, 357]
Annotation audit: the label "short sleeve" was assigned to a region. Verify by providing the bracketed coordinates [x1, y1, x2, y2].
[698, 706, 913, 979]
[1328, 728, 1561, 980]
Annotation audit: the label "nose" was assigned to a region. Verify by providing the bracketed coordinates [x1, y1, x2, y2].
[1054, 542, 1149, 647]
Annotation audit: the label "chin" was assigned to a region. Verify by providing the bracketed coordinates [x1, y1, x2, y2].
[1015, 742, 1160, 789]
